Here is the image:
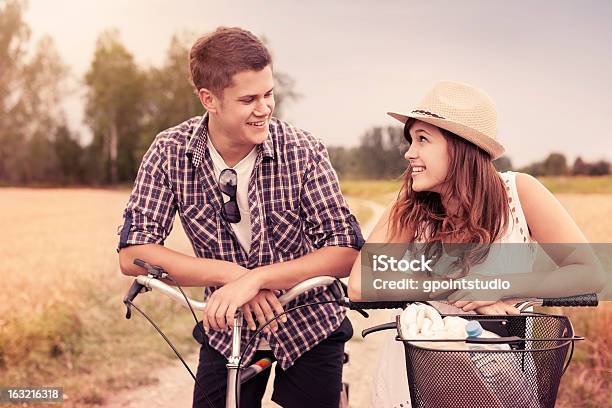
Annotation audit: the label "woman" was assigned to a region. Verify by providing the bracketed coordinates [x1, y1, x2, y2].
[347, 81, 605, 407]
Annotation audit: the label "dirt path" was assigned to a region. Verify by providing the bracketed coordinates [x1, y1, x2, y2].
[102, 198, 387, 408]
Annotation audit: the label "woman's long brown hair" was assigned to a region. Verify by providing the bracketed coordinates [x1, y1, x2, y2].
[388, 120, 509, 277]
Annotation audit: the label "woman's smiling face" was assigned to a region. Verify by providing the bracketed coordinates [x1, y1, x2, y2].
[404, 120, 451, 193]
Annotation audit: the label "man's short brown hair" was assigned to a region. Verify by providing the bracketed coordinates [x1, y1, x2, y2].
[189, 27, 272, 96]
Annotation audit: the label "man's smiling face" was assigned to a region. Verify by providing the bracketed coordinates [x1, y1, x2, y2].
[211, 64, 275, 149]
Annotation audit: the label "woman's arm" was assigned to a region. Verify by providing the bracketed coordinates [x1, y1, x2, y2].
[348, 201, 442, 301]
[451, 173, 606, 311]
[515, 172, 606, 296]
[348, 203, 393, 300]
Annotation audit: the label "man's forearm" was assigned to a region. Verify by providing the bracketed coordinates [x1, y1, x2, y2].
[118, 244, 246, 286]
[253, 246, 359, 290]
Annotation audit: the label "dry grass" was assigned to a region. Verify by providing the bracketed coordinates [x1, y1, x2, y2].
[555, 303, 612, 408]
[0, 188, 201, 406]
[524, 193, 612, 407]
[345, 197, 374, 227]
[339, 175, 612, 203]
[340, 179, 401, 205]
[0, 186, 610, 407]
[539, 175, 612, 194]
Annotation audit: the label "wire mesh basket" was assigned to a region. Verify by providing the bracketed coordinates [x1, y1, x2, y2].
[396, 313, 581, 408]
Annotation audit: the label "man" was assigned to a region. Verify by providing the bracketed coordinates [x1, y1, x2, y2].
[117, 27, 363, 407]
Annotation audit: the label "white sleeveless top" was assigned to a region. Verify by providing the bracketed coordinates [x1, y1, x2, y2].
[497, 171, 535, 245]
[371, 171, 536, 408]
[427, 171, 536, 277]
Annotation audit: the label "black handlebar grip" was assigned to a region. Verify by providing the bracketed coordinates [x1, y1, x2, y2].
[349, 301, 409, 310]
[542, 293, 598, 307]
[133, 259, 146, 268]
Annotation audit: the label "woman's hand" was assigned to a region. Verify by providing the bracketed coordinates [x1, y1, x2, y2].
[470, 300, 520, 315]
[450, 299, 498, 312]
[450, 298, 522, 314]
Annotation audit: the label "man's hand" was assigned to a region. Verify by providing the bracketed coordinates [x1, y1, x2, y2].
[241, 290, 286, 333]
[202, 273, 262, 331]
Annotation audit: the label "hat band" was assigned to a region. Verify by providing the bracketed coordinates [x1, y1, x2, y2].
[412, 110, 446, 119]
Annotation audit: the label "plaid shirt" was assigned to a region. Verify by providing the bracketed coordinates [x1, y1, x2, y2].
[118, 114, 363, 369]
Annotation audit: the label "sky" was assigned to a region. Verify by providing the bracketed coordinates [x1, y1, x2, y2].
[24, 0, 612, 167]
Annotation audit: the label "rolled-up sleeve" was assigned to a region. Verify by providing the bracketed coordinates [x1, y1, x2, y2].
[300, 140, 364, 250]
[117, 139, 176, 251]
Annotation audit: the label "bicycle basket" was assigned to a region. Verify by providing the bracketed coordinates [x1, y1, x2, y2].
[396, 313, 579, 408]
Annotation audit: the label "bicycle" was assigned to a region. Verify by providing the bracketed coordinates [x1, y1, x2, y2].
[123, 259, 357, 408]
[123, 259, 598, 408]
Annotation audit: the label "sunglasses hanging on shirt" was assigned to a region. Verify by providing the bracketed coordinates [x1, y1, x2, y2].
[219, 168, 241, 223]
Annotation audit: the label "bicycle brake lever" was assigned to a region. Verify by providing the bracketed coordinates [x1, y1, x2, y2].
[123, 280, 146, 319]
[330, 279, 346, 301]
[334, 296, 369, 318]
[335, 278, 349, 297]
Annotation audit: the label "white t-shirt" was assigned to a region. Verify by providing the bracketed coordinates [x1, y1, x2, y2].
[206, 137, 257, 254]
[207, 137, 271, 350]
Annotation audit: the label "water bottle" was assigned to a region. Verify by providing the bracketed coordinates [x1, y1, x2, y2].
[465, 321, 510, 351]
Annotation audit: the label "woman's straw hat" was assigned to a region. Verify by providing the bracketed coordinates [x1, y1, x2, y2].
[388, 81, 505, 160]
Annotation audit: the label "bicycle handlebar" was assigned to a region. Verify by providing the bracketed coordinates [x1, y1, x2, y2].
[124, 259, 598, 319]
[126, 275, 598, 315]
[129, 274, 339, 312]
[349, 293, 599, 311]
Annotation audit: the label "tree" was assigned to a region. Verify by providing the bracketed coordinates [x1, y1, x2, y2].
[0, 0, 35, 183]
[142, 33, 202, 153]
[84, 29, 146, 184]
[518, 162, 545, 177]
[328, 146, 362, 179]
[0, 0, 69, 184]
[542, 153, 568, 176]
[493, 156, 513, 172]
[19, 36, 69, 183]
[272, 71, 300, 120]
[572, 157, 589, 175]
[572, 157, 610, 176]
[328, 125, 407, 179]
[588, 160, 610, 176]
[53, 125, 83, 183]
